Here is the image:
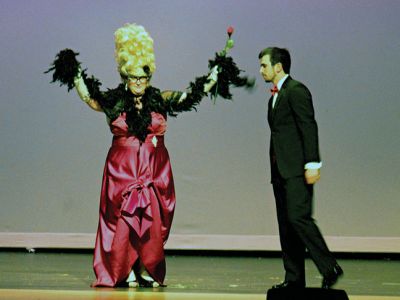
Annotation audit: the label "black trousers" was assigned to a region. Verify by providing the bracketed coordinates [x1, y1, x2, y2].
[271, 161, 336, 285]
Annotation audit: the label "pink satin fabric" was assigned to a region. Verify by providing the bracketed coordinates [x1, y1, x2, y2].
[92, 112, 176, 287]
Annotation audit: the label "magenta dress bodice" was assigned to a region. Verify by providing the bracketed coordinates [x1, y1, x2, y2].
[92, 112, 175, 287]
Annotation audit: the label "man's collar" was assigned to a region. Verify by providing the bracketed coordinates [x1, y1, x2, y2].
[277, 74, 289, 90]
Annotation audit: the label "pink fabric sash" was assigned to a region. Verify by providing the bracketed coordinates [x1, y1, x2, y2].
[120, 175, 154, 238]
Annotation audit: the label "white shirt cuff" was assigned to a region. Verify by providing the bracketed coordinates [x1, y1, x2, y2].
[305, 162, 322, 169]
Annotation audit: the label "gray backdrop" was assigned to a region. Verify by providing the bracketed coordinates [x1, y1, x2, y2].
[1, 0, 399, 248]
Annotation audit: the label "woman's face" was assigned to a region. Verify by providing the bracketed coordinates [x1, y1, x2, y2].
[123, 75, 150, 96]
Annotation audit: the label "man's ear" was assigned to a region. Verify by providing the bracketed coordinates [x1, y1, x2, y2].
[274, 62, 283, 73]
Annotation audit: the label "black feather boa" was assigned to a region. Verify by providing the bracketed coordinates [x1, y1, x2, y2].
[45, 49, 81, 91]
[164, 76, 209, 116]
[46, 49, 254, 141]
[101, 85, 167, 141]
[208, 53, 255, 99]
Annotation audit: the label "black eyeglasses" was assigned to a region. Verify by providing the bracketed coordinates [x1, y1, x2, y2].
[121, 75, 149, 83]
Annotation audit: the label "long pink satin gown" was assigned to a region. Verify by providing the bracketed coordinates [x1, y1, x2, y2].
[92, 112, 176, 287]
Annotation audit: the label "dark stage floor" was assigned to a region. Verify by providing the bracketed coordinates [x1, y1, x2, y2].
[0, 251, 399, 299]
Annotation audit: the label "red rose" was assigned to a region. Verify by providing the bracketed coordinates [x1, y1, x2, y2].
[227, 26, 234, 37]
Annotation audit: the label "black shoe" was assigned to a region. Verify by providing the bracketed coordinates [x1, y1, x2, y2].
[322, 264, 344, 289]
[272, 281, 305, 289]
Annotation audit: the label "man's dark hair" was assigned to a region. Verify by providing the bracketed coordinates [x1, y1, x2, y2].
[258, 47, 291, 74]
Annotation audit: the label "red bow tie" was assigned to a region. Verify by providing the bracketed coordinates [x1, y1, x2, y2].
[270, 85, 279, 96]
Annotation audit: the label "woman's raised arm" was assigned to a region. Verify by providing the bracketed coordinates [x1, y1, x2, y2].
[73, 71, 103, 112]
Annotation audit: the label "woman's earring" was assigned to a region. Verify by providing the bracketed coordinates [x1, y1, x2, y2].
[125, 83, 128, 91]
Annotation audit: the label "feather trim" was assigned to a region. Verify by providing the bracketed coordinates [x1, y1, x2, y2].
[165, 76, 208, 116]
[208, 53, 255, 99]
[44, 49, 81, 91]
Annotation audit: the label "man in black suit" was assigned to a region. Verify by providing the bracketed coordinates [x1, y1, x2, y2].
[259, 47, 343, 289]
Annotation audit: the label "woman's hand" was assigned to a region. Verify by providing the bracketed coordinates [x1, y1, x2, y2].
[203, 65, 219, 93]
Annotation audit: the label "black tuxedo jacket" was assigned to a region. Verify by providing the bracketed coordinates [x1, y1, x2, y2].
[268, 76, 320, 179]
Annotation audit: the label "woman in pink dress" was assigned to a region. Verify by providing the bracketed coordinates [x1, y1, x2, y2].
[46, 23, 253, 288]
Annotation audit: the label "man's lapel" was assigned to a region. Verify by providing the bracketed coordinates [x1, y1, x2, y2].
[267, 95, 274, 124]
[271, 76, 291, 119]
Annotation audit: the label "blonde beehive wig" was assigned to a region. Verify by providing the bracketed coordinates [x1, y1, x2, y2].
[114, 23, 156, 78]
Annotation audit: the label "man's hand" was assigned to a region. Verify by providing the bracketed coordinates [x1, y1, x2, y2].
[305, 168, 321, 185]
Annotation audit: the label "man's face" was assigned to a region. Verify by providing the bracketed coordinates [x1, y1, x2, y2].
[259, 55, 276, 83]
